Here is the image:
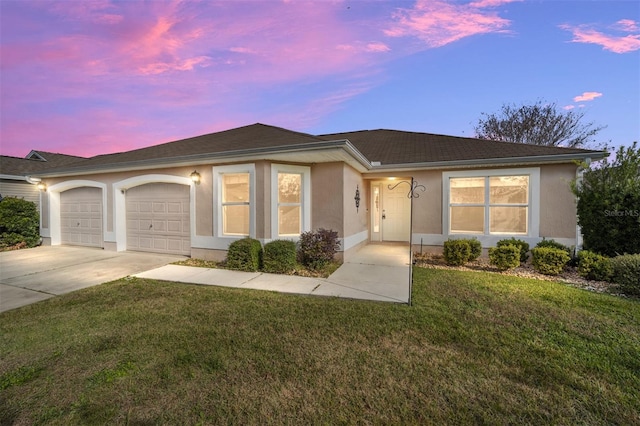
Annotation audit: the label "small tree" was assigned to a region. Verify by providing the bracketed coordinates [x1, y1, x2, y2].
[572, 142, 640, 257]
[0, 197, 40, 249]
[475, 100, 605, 148]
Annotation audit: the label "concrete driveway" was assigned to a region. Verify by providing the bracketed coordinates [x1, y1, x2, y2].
[0, 246, 184, 313]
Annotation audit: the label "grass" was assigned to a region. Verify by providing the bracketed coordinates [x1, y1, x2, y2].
[1, 268, 639, 424]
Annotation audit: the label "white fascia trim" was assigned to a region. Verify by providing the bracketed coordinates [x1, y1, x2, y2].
[271, 164, 311, 240]
[113, 174, 193, 252]
[369, 152, 608, 172]
[442, 167, 540, 240]
[212, 164, 256, 238]
[46, 180, 108, 246]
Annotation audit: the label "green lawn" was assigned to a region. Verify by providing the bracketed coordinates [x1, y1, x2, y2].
[1, 268, 639, 425]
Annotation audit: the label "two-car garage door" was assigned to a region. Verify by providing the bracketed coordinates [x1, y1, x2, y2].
[126, 183, 191, 256]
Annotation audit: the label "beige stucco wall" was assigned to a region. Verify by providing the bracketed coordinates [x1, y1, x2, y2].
[311, 162, 343, 235]
[342, 164, 368, 239]
[409, 170, 443, 235]
[539, 163, 578, 239]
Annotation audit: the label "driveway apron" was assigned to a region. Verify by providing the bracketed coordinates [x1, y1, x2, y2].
[0, 246, 183, 313]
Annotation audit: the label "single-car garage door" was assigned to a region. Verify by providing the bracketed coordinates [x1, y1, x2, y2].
[126, 183, 190, 255]
[60, 187, 103, 248]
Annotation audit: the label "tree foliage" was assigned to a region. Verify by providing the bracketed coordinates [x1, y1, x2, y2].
[475, 100, 605, 148]
[0, 197, 40, 249]
[572, 142, 640, 257]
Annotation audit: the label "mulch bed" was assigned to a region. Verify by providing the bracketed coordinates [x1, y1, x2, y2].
[413, 252, 622, 296]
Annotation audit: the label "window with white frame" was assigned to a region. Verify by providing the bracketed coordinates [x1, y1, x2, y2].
[445, 169, 539, 236]
[214, 165, 255, 237]
[271, 164, 310, 238]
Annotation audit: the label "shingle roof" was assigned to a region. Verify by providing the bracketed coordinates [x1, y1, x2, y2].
[0, 152, 85, 176]
[318, 129, 604, 165]
[46, 123, 326, 172]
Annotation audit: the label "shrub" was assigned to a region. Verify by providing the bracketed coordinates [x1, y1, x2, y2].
[467, 238, 482, 262]
[572, 142, 640, 257]
[497, 238, 529, 263]
[531, 247, 570, 276]
[297, 228, 340, 270]
[535, 239, 570, 254]
[577, 250, 613, 281]
[263, 240, 297, 274]
[0, 197, 40, 250]
[610, 254, 640, 296]
[443, 239, 471, 266]
[489, 245, 521, 271]
[226, 238, 263, 272]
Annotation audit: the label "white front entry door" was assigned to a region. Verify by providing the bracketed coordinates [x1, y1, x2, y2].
[371, 181, 411, 242]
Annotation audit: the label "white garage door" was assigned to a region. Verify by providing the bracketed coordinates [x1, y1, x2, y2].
[60, 187, 103, 248]
[126, 183, 190, 255]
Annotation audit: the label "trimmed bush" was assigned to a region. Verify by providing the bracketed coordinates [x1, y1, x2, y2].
[0, 197, 40, 250]
[535, 239, 570, 254]
[298, 228, 340, 270]
[577, 250, 613, 281]
[226, 238, 262, 272]
[489, 244, 521, 271]
[263, 240, 297, 274]
[610, 254, 640, 296]
[467, 238, 482, 262]
[497, 238, 529, 263]
[531, 247, 570, 276]
[443, 239, 471, 266]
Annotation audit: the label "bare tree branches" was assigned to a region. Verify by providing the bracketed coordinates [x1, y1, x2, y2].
[474, 101, 605, 148]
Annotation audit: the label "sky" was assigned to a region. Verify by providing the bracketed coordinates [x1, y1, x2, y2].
[1, 0, 639, 159]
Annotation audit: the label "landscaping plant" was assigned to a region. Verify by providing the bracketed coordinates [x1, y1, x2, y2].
[577, 250, 613, 281]
[0, 197, 40, 250]
[496, 238, 529, 263]
[226, 237, 263, 272]
[572, 142, 640, 257]
[610, 254, 640, 296]
[531, 247, 570, 275]
[297, 228, 340, 270]
[489, 244, 521, 271]
[443, 239, 472, 266]
[262, 240, 297, 274]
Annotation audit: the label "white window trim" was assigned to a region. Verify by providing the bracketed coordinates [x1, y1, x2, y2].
[271, 164, 311, 240]
[442, 168, 540, 246]
[213, 164, 256, 238]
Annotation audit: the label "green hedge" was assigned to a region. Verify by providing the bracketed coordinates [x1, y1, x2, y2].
[263, 240, 297, 274]
[489, 245, 521, 271]
[497, 238, 529, 263]
[531, 247, 570, 276]
[0, 197, 40, 249]
[610, 254, 640, 296]
[443, 238, 482, 266]
[577, 250, 613, 281]
[226, 238, 263, 272]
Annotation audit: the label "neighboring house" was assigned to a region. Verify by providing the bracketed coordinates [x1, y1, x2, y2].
[31, 123, 607, 260]
[0, 151, 85, 207]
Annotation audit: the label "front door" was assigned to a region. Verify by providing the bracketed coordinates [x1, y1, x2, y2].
[371, 181, 411, 242]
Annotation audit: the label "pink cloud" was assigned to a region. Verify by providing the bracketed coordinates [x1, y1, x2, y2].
[573, 91, 603, 102]
[385, 0, 513, 48]
[563, 105, 575, 110]
[615, 19, 639, 33]
[560, 21, 640, 53]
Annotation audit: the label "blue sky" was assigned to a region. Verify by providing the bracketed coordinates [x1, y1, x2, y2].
[1, 0, 638, 158]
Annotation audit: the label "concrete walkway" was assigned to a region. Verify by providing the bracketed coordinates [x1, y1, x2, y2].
[135, 243, 412, 303]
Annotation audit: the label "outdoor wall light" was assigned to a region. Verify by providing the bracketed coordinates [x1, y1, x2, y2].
[190, 170, 201, 184]
[37, 182, 47, 192]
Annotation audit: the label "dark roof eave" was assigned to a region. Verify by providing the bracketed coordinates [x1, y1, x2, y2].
[33, 140, 372, 178]
[366, 151, 609, 172]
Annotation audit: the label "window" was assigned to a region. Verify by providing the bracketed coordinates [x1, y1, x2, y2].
[445, 169, 538, 236]
[271, 164, 310, 238]
[214, 165, 255, 237]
